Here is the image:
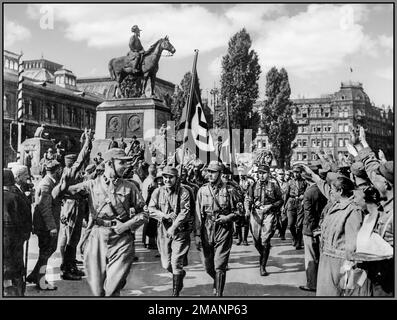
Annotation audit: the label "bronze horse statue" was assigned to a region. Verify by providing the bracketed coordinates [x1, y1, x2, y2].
[108, 36, 176, 98]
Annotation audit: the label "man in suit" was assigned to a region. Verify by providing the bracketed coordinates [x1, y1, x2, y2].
[26, 160, 63, 290]
[3, 168, 32, 296]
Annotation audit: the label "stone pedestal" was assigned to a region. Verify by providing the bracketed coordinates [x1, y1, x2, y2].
[21, 138, 55, 176]
[92, 97, 171, 160]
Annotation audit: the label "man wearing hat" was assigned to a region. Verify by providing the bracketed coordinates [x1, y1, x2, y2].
[126, 25, 145, 74]
[245, 164, 283, 276]
[238, 165, 254, 246]
[57, 148, 148, 296]
[3, 169, 32, 296]
[26, 159, 63, 290]
[195, 161, 239, 296]
[57, 131, 92, 281]
[148, 166, 194, 296]
[284, 165, 307, 249]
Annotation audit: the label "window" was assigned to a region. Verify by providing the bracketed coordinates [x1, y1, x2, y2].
[328, 139, 333, 147]
[344, 138, 349, 146]
[297, 153, 302, 161]
[323, 139, 327, 147]
[341, 95, 345, 100]
[302, 112, 307, 118]
[302, 139, 307, 147]
[312, 139, 316, 147]
[343, 110, 348, 117]
[338, 138, 344, 147]
[312, 153, 317, 160]
[302, 153, 308, 160]
[5, 59, 10, 69]
[338, 109, 344, 117]
[344, 124, 349, 132]
[324, 124, 332, 132]
[338, 124, 344, 132]
[297, 139, 301, 147]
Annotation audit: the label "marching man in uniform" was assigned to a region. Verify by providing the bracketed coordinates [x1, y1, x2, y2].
[245, 165, 283, 276]
[195, 161, 238, 296]
[57, 148, 148, 296]
[148, 166, 194, 296]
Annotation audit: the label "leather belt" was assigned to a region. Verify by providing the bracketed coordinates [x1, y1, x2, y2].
[94, 217, 117, 227]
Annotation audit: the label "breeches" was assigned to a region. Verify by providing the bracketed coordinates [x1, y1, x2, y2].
[157, 224, 191, 275]
[201, 222, 233, 276]
[84, 226, 135, 296]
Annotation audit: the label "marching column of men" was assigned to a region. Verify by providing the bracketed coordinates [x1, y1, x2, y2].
[3, 128, 394, 297]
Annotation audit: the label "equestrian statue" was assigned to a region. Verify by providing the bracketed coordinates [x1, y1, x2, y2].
[108, 25, 176, 98]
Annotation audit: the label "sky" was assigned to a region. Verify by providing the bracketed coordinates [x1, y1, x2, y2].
[4, 3, 394, 109]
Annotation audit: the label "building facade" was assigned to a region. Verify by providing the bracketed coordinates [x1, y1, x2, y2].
[253, 81, 394, 165]
[3, 50, 102, 166]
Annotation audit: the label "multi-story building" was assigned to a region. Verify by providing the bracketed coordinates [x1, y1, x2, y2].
[253, 81, 394, 165]
[291, 81, 393, 164]
[3, 50, 102, 166]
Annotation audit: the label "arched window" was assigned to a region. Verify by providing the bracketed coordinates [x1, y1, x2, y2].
[5, 58, 10, 69]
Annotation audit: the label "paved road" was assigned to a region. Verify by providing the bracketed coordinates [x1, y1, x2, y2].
[25, 229, 315, 297]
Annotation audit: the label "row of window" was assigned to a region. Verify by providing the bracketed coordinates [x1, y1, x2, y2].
[55, 76, 76, 86]
[295, 151, 349, 161]
[298, 123, 351, 133]
[3, 95, 95, 128]
[4, 58, 19, 71]
[295, 108, 349, 119]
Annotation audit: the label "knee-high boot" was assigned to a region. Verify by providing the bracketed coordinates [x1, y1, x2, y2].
[215, 271, 226, 297]
[236, 225, 242, 245]
[172, 270, 186, 297]
[242, 226, 249, 245]
[260, 244, 271, 276]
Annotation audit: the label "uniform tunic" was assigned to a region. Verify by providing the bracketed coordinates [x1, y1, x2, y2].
[245, 179, 283, 251]
[196, 181, 237, 276]
[65, 175, 146, 296]
[148, 184, 193, 274]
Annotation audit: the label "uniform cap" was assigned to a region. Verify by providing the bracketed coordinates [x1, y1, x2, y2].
[162, 166, 179, 177]
[207, 160, 224, 172]
[103, 148, 133, 162]
[257, 165, 270, 173]
[3, 169, 15, 186]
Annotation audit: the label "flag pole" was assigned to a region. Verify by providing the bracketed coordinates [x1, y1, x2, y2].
[225, 98, 234, 170]
[179, 49, 199, 175]
[17, 51, 24, 164]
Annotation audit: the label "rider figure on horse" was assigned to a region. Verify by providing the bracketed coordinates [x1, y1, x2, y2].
[126, 25, 145, 74]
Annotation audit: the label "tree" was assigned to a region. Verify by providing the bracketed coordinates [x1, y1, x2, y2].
[220, 28, 261, 152]
[170, 71, 202, 127]
[261, 67, 298, 168]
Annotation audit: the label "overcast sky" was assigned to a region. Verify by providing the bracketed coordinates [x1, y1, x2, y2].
[4, 3, 394, 108]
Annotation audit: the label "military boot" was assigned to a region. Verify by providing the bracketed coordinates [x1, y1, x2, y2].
[236, 225, 242, 245]
[172, 273, 184, 297]
[260, 244, 271, 276]
[242, 226, 249, 246]
[215, 271, 226, 297]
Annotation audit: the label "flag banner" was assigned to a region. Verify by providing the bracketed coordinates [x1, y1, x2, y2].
[177, 69, 215, 152]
